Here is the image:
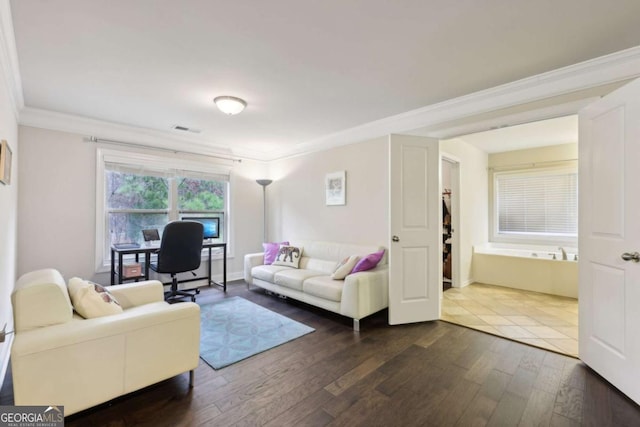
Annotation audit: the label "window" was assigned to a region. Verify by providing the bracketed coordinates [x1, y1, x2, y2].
[96, 148, 231, 270]
[494, 167, 577, 243]
[177, 175, 226, 240]
[178, 176, 225, 211]
[106, 168, 170, 246]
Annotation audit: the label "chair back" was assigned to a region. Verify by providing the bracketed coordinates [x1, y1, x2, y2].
[154, 221, 204, 274]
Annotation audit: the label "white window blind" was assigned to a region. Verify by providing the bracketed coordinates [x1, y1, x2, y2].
[496, 170, 577, 237]
[105, 162, 230, 182]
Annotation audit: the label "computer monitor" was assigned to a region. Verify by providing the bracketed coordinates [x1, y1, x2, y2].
[186, 217, 220, 239]
[142, 229, 160, 242]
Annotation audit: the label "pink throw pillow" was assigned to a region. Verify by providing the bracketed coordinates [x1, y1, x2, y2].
[263, 241, 290, 265]
[351, 249, 385, 274]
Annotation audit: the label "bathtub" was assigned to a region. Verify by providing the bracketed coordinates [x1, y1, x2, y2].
[472, 245, 578, 298]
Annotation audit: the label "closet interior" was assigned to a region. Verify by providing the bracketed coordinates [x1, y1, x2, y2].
[442, 189, 452, 291]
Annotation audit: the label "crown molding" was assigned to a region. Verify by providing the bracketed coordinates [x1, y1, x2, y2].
[14, 45, 640, 162]
[266, 46, 640, 161]
[18, 107, 270, 161]
[0, 0, 24, 117]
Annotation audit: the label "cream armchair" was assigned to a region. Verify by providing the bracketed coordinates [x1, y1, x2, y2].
[11, 269, 200, 416]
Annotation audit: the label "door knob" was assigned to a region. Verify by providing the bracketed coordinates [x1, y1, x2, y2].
[621, 252, 640, 262]
[392, 235, 400, 242]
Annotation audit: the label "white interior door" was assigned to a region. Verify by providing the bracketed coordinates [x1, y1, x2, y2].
[579, 77, 640, 404]
[389, 134, 440, 324]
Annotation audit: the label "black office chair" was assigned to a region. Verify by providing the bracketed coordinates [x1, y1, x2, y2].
[150, 221, 204, 302]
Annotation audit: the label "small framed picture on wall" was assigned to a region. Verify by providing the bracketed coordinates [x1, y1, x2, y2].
[0, 140, 12, 185]
[325, 171, 346, 206]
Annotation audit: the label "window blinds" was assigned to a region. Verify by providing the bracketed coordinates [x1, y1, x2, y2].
[497, 170, 577, 236]
[105, 162, 230, 182]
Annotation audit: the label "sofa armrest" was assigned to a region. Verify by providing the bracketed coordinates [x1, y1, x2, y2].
[244, 252, 265, 285]
[340, 266, 389, 320]
[108, 280, 164, 309]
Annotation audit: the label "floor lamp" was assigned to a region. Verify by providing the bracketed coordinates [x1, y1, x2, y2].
[256, 179, 273, 242]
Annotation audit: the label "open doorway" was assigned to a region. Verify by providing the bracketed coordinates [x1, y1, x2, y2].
[440, 115, 579, 357]
[441, 156, 460, 292]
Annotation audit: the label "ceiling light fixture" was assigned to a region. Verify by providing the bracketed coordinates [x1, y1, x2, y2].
[214, 96, 247, 115]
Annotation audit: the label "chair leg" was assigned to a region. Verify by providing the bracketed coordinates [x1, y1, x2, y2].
[165, 275, 199, 303]
[353, 319, 360, 332]
[189, 370, 195, 388]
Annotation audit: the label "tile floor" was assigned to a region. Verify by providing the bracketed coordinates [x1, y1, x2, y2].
[441, 283, 578, 357]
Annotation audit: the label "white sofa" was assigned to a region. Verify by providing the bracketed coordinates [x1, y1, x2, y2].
[10, 269, 200, 416]
[244, 240, 388, 331]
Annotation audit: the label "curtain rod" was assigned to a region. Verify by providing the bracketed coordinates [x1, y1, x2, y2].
[87, 136, 242, 163]
[489, 158, 577, 171]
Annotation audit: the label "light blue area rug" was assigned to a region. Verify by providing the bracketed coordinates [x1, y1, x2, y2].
[199, 297, 315, 369]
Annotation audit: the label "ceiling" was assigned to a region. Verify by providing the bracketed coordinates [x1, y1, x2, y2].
[8, 0, 640, 159]
[455, 115, 578, 153]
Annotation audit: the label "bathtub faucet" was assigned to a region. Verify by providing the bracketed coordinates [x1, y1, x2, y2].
[558, 247, 567, 260]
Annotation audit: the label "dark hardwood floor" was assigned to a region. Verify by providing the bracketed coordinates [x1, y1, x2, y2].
[2, 281, 640, 426]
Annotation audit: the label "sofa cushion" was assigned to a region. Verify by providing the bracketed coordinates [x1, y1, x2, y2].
[12, 269, 73, 332]
[292, 240, 385, 265]
[252, 265, 291, 283]
[68, 278, 124, 319]
[300, 257, 339, 275]
[303, 276, 343, 302]
[274, 269, 325, 291]
[262, 241, 290, 265]
[351, 249, 385, 274]
[331, 255, 360, 280]
[272, 245, 304, 268]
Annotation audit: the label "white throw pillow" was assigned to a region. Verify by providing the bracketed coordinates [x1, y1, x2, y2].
[331, 255, 360, 280]
[68, 277, 123, 318]
[272, 245, 304, 268]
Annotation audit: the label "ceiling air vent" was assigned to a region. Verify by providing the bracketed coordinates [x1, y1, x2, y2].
[171, 125, 202, 134]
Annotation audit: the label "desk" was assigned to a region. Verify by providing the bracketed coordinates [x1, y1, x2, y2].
[110, 242, 227, 292]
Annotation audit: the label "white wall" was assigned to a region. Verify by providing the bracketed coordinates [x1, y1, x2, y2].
[0, 48, 19, 387]
[267, 137, 388, 246]
[18, 126, 265, 283]
[488, 143, 577, 168]
[440, 138, 489, 286]
[441, 159, 452, 190]
[18, 127, 96, 278]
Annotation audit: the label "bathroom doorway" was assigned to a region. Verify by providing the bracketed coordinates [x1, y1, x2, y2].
[439, 116, 579, 358]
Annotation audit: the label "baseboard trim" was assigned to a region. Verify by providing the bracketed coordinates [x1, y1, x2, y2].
[459, 279, 474, 288]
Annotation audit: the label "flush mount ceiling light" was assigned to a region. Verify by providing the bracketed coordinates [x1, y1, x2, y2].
[213, 96, 247, 115]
